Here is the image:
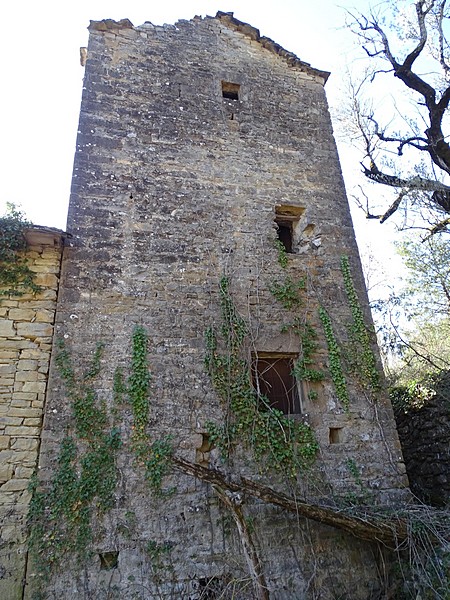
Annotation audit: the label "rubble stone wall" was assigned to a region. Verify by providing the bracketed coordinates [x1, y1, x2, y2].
[23, 13, 408, 600]
[0, 229, 63, 599]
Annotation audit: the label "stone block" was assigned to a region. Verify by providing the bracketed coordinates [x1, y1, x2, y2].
[22, 382, 46, 393]
[16, 323, 53, 339]
[10, 438, 39, 451]
[0, 436, 10, 449]
[0, 478, 29, 492]
[23, 418, 42, 427]
[0, 417, 23, 426]
[0, 465, 13, 482]
[17, 360, 38, 371]
[0, 320, 15, 337]
[35, 310, 54, 323]
[14, 466, 34, 479]
[4, 426, 41, 437]
[34, 273, 58, 288]
[8, 408, 42, 418]
[15, 371, 38, 383]
[8, 308, 36, 321]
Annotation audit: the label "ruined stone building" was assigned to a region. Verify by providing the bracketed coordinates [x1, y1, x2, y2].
[0, 12, 411, 599]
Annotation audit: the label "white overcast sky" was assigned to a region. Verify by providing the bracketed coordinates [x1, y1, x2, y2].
[1, 0, 400, 268]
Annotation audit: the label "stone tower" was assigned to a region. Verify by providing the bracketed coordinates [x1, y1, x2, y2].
[7, 12, 409, 600]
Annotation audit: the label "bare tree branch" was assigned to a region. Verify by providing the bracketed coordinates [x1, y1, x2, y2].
[172, 456, 408, 547]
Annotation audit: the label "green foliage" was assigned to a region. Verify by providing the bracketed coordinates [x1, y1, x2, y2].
[269, 276, 305, 310]
[274, 238, 288, 268]
[144, 437, 174, 495]
[146, 540, 172, 563]
[289, 319, 324, 383]
[28, 342, 121, 586]
[113, 367, 126, 405]
[319, 307, 350, 410]
[55, 340, 107, 439]
[128, 325, 151, 441]
[128, 325, 173, 496]
[390, 368, 450, 414]
[397, 235, 450, 320]
[0, 203, 41, 296]
[205, 276, 318, 477]
[340, 255, 381, 392]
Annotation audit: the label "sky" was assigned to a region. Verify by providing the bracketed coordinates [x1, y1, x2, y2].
[1, 0, 399, 268]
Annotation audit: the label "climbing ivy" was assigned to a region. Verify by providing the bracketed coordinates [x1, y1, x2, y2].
[340, 255, 381, 392]
[205, 276, 318, 477]
[128, 325, 151, 447]
[269, 275, 305, 310]
[274, 238, 288, 268]
[318, 307, 350, 410]
[128, 325, 173, 495]
[287, 318, 324, 383]
[0, 203, 41, 296]
[28, 341, 121, 588]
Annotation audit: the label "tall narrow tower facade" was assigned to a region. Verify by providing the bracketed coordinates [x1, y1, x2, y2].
[28, 13, 408, 599]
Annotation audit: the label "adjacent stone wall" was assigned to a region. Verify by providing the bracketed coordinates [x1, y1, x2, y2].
[395, 377, 450, 507]
[0, 228, 63, 599]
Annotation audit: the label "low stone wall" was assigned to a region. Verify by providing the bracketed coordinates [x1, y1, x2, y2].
[395, 376, 450, 507]
[0, 227, 63, 599]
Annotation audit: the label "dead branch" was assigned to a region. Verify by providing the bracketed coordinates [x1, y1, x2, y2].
[213, 485, 270, 600]
[172, 456, 408, 547]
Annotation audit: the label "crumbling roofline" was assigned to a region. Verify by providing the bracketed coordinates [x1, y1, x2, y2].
[88, 12, 330, 84]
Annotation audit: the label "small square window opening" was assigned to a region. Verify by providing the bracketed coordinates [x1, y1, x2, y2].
[253, 354, 301, 415]
[222, 81, 240, 100]
[274, 205, 305, 254]
[329, 427, 343, 444]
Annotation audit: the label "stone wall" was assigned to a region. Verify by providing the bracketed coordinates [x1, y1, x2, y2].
[27, 12, 409, 600]
[0, 228, 63, 599]
[395, 373, 450, 507]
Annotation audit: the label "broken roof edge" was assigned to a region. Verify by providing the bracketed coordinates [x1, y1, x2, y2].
[23, 225, 70, 248]
[215, 12, 330, 84]
[88, 12, 330, 84]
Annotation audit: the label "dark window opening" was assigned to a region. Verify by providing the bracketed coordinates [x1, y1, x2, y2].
[253, 354, 301, 415]
[276, 219, 293, 253]
[222, 81, 240, 100]
[274, 205, 305, 255]
[99, 551, 119, 570]
[329, 427, 343, 444]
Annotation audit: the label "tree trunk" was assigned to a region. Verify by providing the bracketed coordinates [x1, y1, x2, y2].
[213, 485, 270, 600]
[172, 456, 408, 548]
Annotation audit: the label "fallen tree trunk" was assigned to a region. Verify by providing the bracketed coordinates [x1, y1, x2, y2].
[172, 456, 408, 548]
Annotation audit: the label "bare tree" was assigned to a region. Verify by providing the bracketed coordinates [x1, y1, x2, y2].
[347, 0, 450, 234]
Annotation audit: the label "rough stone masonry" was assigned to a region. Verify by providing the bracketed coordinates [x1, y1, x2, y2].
[1, 12, 410, 600]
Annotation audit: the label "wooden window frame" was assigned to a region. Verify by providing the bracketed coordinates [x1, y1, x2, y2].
[252, 353, 302, 415]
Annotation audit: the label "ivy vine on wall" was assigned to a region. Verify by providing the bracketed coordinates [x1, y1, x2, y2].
[340, 255, 381, 393]
[28, 340, 121, 589]
[205, 276, 319, 478]
[0, 203, 41, 296]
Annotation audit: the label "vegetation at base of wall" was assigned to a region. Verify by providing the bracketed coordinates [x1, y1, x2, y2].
[318, 306, 350, 410]
[340, 255, 381, 392]
[27, 341, 121, 585]
[0, 203, 41, 296]
[205, 276, 318, 477]
[128, 325, 173, 495]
